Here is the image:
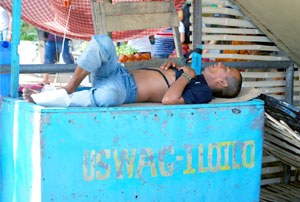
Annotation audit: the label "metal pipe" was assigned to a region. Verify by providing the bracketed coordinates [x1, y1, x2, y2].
[192, 0, 202, 50]
[0, 64, 77, 74]
[0, 61, 294, 74]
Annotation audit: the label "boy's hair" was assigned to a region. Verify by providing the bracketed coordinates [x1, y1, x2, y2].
[212, 72, 243, 98]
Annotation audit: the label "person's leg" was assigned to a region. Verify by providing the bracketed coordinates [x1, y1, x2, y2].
[23, 35, 129, 107]
[76, 35, 120, 86]
[63, 35, 118, 95]
[43, 40, 56, 84]
[44, 41, 56, 64]
[68, 35, 127, 107]
[69, 77, 127, 107]
[61, 40, 74, 64]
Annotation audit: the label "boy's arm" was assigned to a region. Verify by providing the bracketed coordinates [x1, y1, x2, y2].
[162, 66, 195, 105]
[64, 65, 90, 94]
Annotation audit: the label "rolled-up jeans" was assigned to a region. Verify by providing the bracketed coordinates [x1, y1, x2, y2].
[69, 35, 137, 107]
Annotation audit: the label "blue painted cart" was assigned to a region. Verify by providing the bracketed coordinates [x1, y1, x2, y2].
[1, 97, 264, 201]
[1, 0, 264, 201]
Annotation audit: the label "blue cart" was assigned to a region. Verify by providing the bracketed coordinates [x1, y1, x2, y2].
[1, 98, 264, 201]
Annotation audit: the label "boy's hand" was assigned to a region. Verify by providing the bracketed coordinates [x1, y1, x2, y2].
[178, 66, 196, 79]
[160, 61, 179, 70]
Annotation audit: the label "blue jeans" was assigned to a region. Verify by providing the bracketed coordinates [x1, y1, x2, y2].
[0, 28, 8, 41]
[44, 40, 74, 64]
[69, 35, 137, 107]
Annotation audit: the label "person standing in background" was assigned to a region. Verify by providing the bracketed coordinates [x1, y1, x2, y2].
[128, 36, 152, 56]
[42, 32, 74, 84]
[0, 6, 12, 42]
[153, 12, 185, 59]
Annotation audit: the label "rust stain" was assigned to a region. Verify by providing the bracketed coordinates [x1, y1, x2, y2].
[232, 108, 241, 114]
[153, 114, 159, 123]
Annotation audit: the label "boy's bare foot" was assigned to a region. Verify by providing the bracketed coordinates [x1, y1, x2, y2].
[22, 88, 39, 103]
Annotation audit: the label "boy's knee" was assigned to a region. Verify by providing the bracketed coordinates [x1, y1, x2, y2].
[93, 35, 118, 61]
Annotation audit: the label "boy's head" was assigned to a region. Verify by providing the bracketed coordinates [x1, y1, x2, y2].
[202, 62, 242, 98]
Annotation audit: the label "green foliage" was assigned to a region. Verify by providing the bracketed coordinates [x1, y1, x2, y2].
[115, 42, 137, 56]
[74, 41, 89, 54]
[20, 20, 38, 41]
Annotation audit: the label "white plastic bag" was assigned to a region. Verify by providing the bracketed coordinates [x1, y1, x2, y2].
[31, 87, 70, 107]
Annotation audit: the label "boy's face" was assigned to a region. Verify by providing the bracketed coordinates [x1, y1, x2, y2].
[202, 62, 240, 88]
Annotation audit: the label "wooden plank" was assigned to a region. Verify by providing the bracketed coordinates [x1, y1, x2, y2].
[202, 44, 279, 51]
[260, 88, 286, 94]
[263, 141, 300, 168]
[262, 155, 279, 164]
[264, 140, 300, 162]
[202, 27, 263, 35]
[263, 95, 300, 102]
[261, 166, 283, 175]
[202, 35, 272, 42]
[202, 7, 243, 16]
[202, 17, 256, 28]
[270, 95, 287, 101]
[241, 72, 286, 78]
[272, 184, 300, 197]
[266, 113, 300, 142]
[91, 1, 107, 35]
[261, 178, 282, 186]
[202, 0, 234, 6]
[265, 186, 296, 200]
[264, 133, 300, 155]
[243, 80, 287, 88]
[192, 0, 202, 49]
[202, 53, 289, 61]
[106, 13, 178, 32]
[104, 1, 174, 15]
[172, 26, 183, 57]
[265, 128, 300, 149]
[260, 189, 290, 201]
[265, 124, 293, 140]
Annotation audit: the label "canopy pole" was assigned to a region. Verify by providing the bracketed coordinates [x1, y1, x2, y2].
[10, 0, 22, 98]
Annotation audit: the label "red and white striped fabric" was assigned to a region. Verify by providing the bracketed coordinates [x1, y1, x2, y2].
[0, 0, 186, 42]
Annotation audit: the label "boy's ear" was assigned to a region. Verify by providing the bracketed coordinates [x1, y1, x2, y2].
[218, 78, 228, 88]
